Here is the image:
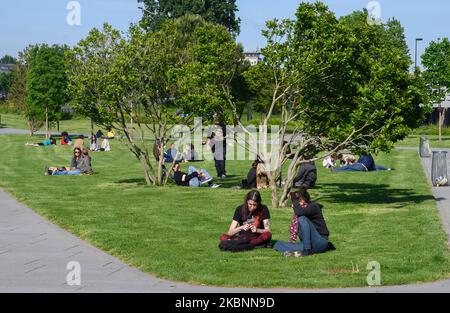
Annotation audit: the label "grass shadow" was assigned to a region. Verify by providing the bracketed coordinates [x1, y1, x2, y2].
[316, 182, 434, 207]
[115, 177, 147, 186]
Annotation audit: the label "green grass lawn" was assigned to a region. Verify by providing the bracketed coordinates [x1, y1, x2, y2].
[395, 135, 450, 149]
[0, 134, 449, 288]
[0, 113, 96, 134]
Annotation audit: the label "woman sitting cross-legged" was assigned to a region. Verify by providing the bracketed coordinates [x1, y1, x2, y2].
[274, 188, 336, 257]
[219, 190, 272, 248]
[45, 148, 93, 175]
[172, 163, 220, 188]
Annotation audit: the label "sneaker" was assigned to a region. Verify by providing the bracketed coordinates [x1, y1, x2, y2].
[300, 249, 313, 257]
[200, 176, 213, 185]
[210, 184, 221, 189]
[326, 242, 336, 251]
[283, 251, 302, 257]
[220, 174, 226, 179]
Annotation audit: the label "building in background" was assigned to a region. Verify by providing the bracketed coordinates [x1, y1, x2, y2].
[0, 64, 16, 74]
[244, 52, 262, 66]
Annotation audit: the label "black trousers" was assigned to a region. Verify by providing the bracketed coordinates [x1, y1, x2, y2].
[215, 159, 226, 177]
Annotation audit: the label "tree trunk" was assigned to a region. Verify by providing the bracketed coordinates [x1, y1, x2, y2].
[439, 108, 444, 141]
[57, 120, 60, 132]
[271, 186, 278, 208]
[45, 105, 49, 139]
[138, 154, 154, 186]
[278, 185, 290, 208]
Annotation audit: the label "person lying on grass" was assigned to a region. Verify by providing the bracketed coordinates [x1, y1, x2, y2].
[332, 153, 391, 172]
[25, 136, 56, 147]
[274, 188, 336, 257]
[172, 163, 220, 188]
[45, 148, 93, 176]
[219, 190, 272, 247]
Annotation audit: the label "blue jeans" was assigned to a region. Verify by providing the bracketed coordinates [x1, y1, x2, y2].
[274, 216, 329, 253]
[52, 169, 81, 175]
[188, 166, 212, 187]
[333, 163, 367, 172]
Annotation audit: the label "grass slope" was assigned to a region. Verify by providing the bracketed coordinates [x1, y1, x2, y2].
[0, 134, 448, 288]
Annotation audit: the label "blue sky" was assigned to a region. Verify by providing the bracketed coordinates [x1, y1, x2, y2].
[1, 0, 448, 67]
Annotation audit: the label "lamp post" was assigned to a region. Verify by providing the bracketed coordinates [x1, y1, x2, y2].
[415, 38, 423, 69]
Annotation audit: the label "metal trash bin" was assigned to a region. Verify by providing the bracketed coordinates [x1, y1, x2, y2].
[431, 151, 448, 187]
[419, 136, 432, 158]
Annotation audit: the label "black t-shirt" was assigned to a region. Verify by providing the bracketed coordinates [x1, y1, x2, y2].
[232, 204, 270, 229]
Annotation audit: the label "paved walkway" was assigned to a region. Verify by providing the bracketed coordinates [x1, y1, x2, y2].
[0, 128, 85, 136]
[0, 130, 449, 292]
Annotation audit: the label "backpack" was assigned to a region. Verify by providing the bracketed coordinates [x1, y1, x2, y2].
[218, 231, 259, 252]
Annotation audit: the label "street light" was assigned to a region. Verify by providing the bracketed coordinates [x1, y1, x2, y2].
[415, 38, 423, 69]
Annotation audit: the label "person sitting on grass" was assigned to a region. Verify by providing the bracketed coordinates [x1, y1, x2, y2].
[172, 163, 220, 188]
[73, 135, 85, 150]
[219, 190, 272, 248]
[106, 128, 115, 139]
[45, 148, 93, 175]
[292, 155, 317, 189]
[25, 136, 56, 147]
[95, 129, 104, 139]
[89, 133, 98, 151]
[240, 160, 259, 189]
[274, 188, 335, 257]
[165, 143, 184, 163]
[60, 131, 72, 146]
[322, 153, 337, 169]
[183, 143, 200, 162]
[77, 148, 93, 174]
[333, 153, 391, 172]
[335, 151, 356, 166]
[100, 137, 111, 151]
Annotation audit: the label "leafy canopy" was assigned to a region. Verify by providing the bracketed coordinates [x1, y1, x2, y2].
[138, 0, 240, 36]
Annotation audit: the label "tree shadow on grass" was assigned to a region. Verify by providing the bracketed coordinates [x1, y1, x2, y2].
[115, 178, 147, 186]
[315, 183, 434, 207]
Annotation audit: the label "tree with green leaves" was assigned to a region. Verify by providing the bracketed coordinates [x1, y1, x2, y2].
[422, 38, 450, 140]
[228, 2, 426, 207]
[67, 16, 242, 185]
[0, 55, 17, 64]
[0, 55, 16, 97]
[6, 46, 41, 134]
[26, 44, 68, 138]
[0, 72, 12, 95]
[138, 0, 240, 36]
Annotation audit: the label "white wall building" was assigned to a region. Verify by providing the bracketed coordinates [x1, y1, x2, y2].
[244, 52, 262, 66]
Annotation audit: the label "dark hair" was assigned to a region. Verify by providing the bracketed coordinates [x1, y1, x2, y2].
[291, 187, 310, 203]
[172, 162, 181, 171]
[73, 147, 82, 156]
[241, 190, 263, 222]
[61, 131, 68, 137]
[251, 159, 260, 169]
